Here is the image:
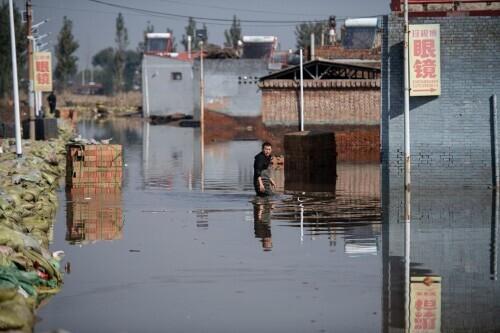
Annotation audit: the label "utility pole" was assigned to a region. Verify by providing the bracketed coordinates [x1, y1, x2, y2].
[8, 0, 23, 157]
[26, 0, 35, 140]
[299, 48, 304, 131]
[403, 1, 411, 332]
[404, 0, 411, 212]
[200, 41, 205, 140]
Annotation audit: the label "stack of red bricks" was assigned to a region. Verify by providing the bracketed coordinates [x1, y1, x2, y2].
[66, 144, 123, 189]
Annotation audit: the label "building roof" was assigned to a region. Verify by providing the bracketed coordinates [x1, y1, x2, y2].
[259, 59, 380, 81]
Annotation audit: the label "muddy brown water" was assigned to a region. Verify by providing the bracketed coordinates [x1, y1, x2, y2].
[35, 119, 499, 333]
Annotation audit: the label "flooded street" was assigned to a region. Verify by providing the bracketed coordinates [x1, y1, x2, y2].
[35, 119, 499, 333]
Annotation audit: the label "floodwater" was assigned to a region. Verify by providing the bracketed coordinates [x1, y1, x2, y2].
[35, 119, 499, 333]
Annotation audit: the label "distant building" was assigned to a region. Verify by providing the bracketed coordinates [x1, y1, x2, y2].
[144, 32, 174, 56]
[381, 1, 500, 188]
[259, 59, 380, 126]
[193, 59, 270, 118]
[241, 36, 278, 60]
[258, 60, 381, 157]
[390, 0, 500, 16]
[142, 33, 280, 120]
[311, 17, 381, 68]
[142, 33, 196, 117]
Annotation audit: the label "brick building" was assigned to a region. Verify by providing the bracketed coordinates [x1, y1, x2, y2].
[258, 60, 381, 158]
[259, 60, 380, 126]
[381, 5, 500, 188]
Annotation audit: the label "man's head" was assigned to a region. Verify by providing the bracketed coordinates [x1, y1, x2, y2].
[262, 142, 272, 157]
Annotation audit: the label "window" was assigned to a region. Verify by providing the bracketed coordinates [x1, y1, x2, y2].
[171, 72, 182, 80]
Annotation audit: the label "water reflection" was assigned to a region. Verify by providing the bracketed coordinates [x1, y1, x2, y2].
[34, 119, 500, 333]
[383, 189, 500, 333]
[252, 198, 273, 251]
[66, 188, 123, 245]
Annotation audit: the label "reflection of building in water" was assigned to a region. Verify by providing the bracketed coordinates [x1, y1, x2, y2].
[78, 119, 143, 147]
[142, 122, 201, 190]
[272, 194, 381, 254]
[336, 162, 380, 198]
[252, 200, 273, 251]
[142, 128, 272, 192]
[66, 189, 123, 245]
[204, 140, 260, 192]
[383, 190, 500, 332]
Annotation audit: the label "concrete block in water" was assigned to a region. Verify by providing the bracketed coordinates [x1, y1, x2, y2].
[284, 131, 337, 195]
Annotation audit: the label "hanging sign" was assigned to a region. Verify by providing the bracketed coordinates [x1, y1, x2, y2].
[409, 24, 440, 96]
[33, 52, 53, 92]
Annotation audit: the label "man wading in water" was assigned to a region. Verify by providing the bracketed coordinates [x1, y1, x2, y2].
[254, 142, 276, 197]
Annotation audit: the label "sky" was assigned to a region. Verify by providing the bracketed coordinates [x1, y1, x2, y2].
[15, 0, 390, 70]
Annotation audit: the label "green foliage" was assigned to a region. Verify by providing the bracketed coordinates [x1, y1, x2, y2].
[295, 22, 328, 49]
[0, 2, 27, 97]
[137, 21, 154, 53]
[166, 28, 177, 52]
[181, 17, 197, 51]
[114, 13, 129, 93]
[181, 17, 207, 51]
[224, 15, 242, 49]
[92, 46, 140, 94]
[54, 16, 79, 91]
[124, 50, 141, 91]
[92, 47, 115, 95]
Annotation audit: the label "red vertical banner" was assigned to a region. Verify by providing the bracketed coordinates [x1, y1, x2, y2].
[34, 52, 53, 92]
[409, 24, 441, 96]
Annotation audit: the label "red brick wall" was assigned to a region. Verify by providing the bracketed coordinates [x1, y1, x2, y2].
[260, 79, 380, 126]
[312, 45, 381, 62]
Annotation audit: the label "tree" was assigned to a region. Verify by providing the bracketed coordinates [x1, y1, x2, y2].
[202, 23, 208, 44]
[224, 15, 242, 49]
[54, 16, 79, 91]
[114, 12, 129, 93]
[295, 22, 328, 50]
[124, 50, 141, 91]
[0, 3, 27, 97]
[181, 17, 197, 51]
[137, 21, 154, 53]
[166, 28, 177, 52]
[92, 46, 141, 94]
[92, 47, 114, 94]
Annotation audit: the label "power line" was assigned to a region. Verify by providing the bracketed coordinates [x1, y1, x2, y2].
[86, 0, 328, 24]
[32, 4, 309, 27]
[156, 0, 323, 17]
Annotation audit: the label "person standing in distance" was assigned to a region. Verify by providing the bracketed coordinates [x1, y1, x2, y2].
[47, 91, 57, 115]
[253, 142, 276, 196]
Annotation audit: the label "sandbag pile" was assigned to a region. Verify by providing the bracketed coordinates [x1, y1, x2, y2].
[0, 123, 73, 332]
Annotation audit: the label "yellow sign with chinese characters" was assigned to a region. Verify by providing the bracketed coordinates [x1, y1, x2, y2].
[33, 52, 53, 92]
[409, 24, 441, 96]
[410, 276, 441, 333]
